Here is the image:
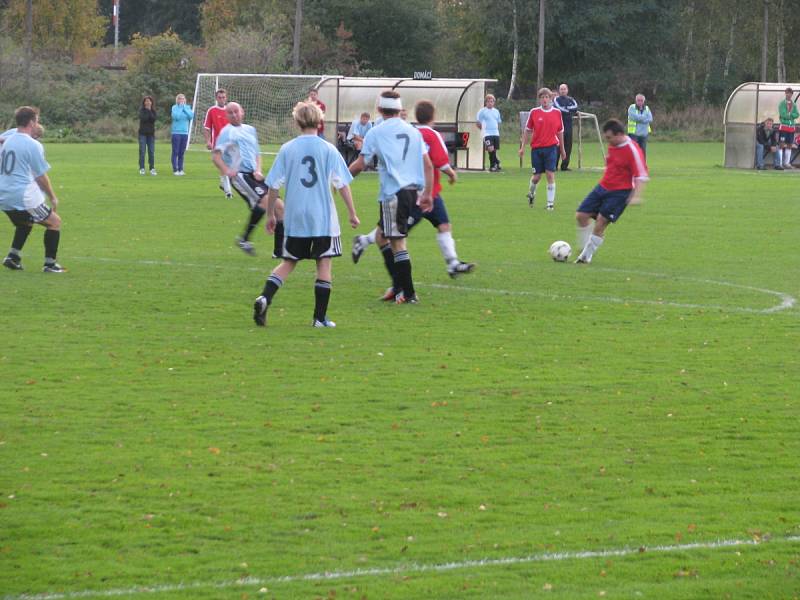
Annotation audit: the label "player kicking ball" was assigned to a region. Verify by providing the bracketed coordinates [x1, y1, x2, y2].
[351, 99, 474, 286]
[574, 119, 648, 264]
[253, 101, 359, 328]
[212, 102, 284, 258]
[1, 107, 65, 273]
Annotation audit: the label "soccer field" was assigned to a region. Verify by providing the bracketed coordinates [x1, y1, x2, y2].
[1, 142, 799, 599]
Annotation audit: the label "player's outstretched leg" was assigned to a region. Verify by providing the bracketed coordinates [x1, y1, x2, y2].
[352, 228, 377, 264]
[436, 230, 475, 278]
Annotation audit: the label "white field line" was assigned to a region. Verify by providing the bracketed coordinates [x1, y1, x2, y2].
[70, 256, 797, 315]
[4, 535, 800, 600]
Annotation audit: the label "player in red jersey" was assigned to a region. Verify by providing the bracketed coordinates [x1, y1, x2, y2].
[351, 99, 474, 287]
[574, 119, 649, 264]
[203, 88, 233, 198]
[307, 88, 327, 138]
[518, 88, 565, 210]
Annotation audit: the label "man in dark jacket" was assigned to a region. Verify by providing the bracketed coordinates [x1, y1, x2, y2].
[554, 83, 578, 171]
[755, 118, 781, 170]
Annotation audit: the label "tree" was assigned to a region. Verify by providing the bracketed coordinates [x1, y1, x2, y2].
[3, 0, 105, 59]
[99, 0, 205, 45]
[125, 30, 196, 113]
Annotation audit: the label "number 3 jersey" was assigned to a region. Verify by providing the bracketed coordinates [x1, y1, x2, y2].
[0, 133, 49, 211]
[360, 117, 427, 202]
[266, 134, 353, 238]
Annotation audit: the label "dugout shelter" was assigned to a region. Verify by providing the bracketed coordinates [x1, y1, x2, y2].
[724, 82, 800, 168]
[191, 73, 496, 170]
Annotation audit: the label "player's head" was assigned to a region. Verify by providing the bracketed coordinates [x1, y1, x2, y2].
[308, 88, 319, 101]
[215, 89, 227, 107]
[602, 119, 627, 145]
[635, 93, 646, 108]
[175, 93, 186, 104]
[785, 87, 794, 100]
[15, 106, 39, 128]
[415, 100, 435, 125]
[359, 112, 370, 124]
[225, 102, 244, 126]
[537, 88, 552, 107]
[32, 123, 44, 139]
[558, 83, 569, 96]
[377, 90, 402, 118]
[141, 95, 154, 109]
[292, 101, 323, 131]
[485, 94, 496, 107]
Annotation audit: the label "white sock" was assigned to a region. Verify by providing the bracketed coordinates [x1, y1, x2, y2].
[365, 228, 377, 245]
[580, 234, 604, 261]
[784, 149, 792, 165]
[546, 184, 556, 205]
[221, 175, 232, 194]
[436, 231, 458, 265]
[576, 224, 593, 251]
[529, 179, 537, 196]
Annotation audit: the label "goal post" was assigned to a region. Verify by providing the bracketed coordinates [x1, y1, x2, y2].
[517, 110, 606, 169]
[189, 73, 338, 149]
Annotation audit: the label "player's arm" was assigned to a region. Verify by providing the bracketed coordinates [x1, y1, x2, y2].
[211, 149, 235, 178]
[264, 187, 281, 233]
[418, 153, 434, 212]
[518, 128, 531, 156]
[337, 185, 360, 228]
[558, 129, 566, 159]
[628, 178, 647, 206]
[35, 173, 58, 211]
[254, 152, 263, 181]
[349, 155, 366, 176]
[442, 164, 457, 185]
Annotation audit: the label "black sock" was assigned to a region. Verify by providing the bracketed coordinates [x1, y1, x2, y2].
[314, 279, 331, 322]
[489, 150, 497, 166]
[44, 229, 60, 263]
[273, 220, 284, 257]
[380, 243, 400, 291]
[261, 273, 283, 304]
[10, 225, 33, 256]
[393, 250, 414, 297]
[243, 206, 266, 241]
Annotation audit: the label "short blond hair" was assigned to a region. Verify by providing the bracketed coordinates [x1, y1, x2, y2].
[293, 101, 323, 130]
[485, 94, 496, 103]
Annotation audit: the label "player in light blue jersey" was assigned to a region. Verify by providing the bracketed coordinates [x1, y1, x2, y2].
[1, 107, 65, 273]
[476, 94, 503, 171]
[212, 102, 285, 257]
[348, 91, 433, 304]
[0, 128, 18, 145]
[253, 101, 359, 328]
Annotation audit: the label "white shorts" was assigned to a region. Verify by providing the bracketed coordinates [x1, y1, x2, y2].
[23, 182, 46, 210]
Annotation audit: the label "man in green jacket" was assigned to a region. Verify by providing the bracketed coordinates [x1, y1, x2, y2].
[778, 87, 798, 169]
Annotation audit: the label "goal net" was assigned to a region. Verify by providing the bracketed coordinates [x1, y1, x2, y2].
[517, 111, 606, 169]
[189, 74, 333, 151]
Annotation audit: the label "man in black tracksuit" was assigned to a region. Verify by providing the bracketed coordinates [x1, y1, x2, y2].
[554, 83, 579, 171]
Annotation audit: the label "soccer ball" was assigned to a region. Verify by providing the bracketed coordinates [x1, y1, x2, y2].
[548, 240, 572, 262]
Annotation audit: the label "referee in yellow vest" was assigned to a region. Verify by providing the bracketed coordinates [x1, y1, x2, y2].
[627, 94, 653, 158]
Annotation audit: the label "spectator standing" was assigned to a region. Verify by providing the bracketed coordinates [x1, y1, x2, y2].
[476, 94, 503, 171]
[755, 118, 781, 170]
[138, 96, 157, 175]
[170, 93, 194, 176]
[778, 87, 798, 169]
[554, 83, 578, 171]
[627, 94, 653, 158]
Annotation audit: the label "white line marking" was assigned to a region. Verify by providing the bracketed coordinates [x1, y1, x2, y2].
[69, 256, 797, 315]
[5, 535, 799, 600]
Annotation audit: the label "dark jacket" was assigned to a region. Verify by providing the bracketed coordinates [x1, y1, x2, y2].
[138, 108, 157, 137]
[756, 122, 778, 146]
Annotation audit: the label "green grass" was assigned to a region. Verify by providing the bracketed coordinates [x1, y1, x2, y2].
[1, 141, 799, 599]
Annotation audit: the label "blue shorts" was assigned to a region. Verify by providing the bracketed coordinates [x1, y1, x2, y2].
[531, 146, 558, 174]
[577, 185, 631, 223]
[779, 130, 796, 145]
[409, 195, 450, 229]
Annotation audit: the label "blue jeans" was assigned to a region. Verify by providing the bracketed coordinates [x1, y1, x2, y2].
[171, 133, 188, 172]
[755, 143, 780, 168]
[138, 135, 155, 170]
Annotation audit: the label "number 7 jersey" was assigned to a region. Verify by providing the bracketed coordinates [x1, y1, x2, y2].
[266, 134, 353, 237]
[360, 117, 427, 202]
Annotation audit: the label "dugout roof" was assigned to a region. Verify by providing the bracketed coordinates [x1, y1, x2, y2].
[724, 82, 800, 168]
[316, 77, 497, 170]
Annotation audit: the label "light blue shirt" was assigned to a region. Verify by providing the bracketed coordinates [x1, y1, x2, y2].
[0, 133, 49, 211]
[171, 104, 194, 135]
[214, 124, 260, 172]
[477, 107, 502, 137]
[266, 134, 353, 237]
[627, 104, 653, 137]
[360, 117, 426, 202]
[0, 128, 17, 141]
[347, 119, 372, 141]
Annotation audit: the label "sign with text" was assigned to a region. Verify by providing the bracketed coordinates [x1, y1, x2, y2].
[412, 70, 432, 80]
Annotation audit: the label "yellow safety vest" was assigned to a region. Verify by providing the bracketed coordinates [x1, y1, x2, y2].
[627, 105, 652, 134]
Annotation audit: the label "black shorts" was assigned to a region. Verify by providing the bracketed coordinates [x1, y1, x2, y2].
[4, 206, 51, 226]
[282, 236, 342, 260]
[483, 135, 500, 151]
[379, 187, 418, 239]
[231, 172, 268, 209]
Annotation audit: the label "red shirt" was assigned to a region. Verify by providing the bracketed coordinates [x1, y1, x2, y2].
[599, 137, 649, 191]
[313, 100, 326, 133]
[418, 125, 450, 197]
[525, 107, 563, 148]
[203, 105, 229, 146]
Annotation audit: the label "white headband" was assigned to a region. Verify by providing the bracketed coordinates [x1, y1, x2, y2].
[378, 96, 402, 110]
